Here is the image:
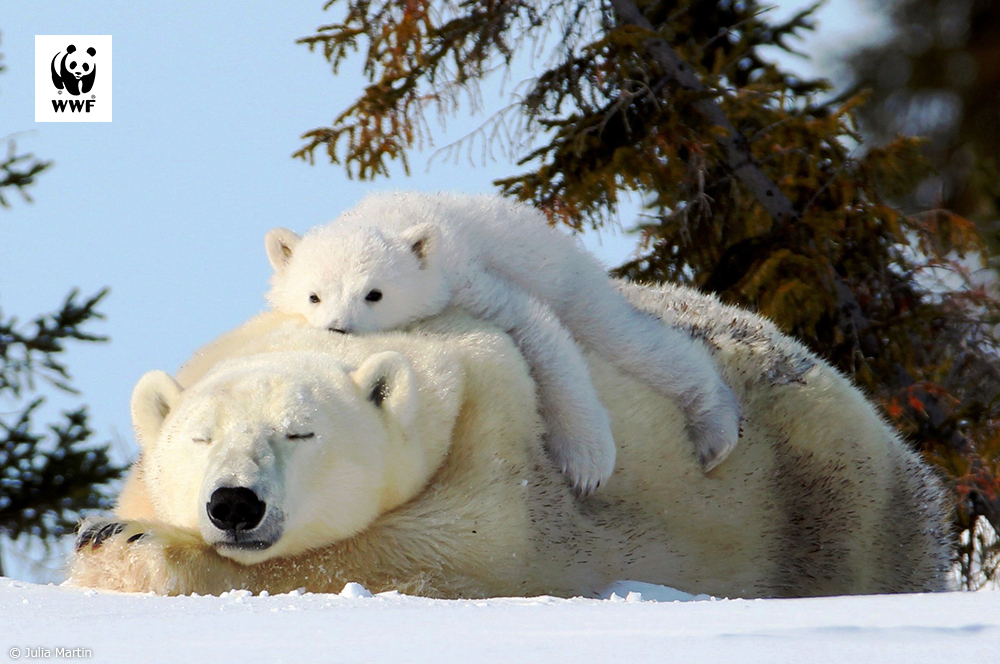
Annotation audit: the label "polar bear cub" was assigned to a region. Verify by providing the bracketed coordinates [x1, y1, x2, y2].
[265, 191, 741, 493]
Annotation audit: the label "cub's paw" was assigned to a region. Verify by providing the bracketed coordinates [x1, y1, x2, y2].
[547, 413, 617, 497]
[688, 381, 743, 473]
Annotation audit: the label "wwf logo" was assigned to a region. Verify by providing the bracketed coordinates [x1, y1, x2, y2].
[35, 34, 112, 123]
[50, 44, 97, 96]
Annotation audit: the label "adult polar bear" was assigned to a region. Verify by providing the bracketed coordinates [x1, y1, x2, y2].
[69, 283, 951, 598]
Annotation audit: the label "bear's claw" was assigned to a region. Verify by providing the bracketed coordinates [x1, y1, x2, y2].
[76, 520, 114, 550]
[91, 522, 126, 549]
[75, 519, 146, 551]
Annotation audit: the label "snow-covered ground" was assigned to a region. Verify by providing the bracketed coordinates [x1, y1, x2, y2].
[3, 579, 998, 663]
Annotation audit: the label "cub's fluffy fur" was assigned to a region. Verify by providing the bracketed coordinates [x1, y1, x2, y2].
[265, 192, 740, 493]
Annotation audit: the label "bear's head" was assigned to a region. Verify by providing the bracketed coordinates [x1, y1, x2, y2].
[130, 349, 461, 564]
[265, 221, 450, 334]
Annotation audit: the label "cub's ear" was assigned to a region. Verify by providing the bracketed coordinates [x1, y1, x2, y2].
[86, 47, 96, 57]
[351, 351, 418, 429]
[131, 370, 183, 451]
[265, 228, 301, 274]
[399, 223, 440, 269]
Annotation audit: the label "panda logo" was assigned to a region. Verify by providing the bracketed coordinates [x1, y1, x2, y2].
[50, 44, 97, 96]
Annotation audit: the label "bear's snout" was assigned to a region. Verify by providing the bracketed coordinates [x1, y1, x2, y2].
[206, 487, 266, 533]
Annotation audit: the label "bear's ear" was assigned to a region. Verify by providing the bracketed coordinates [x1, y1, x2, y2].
[399, 223, 440, 269]
[131, 370, 183, 451]
[351, 351, 418, 429]
[86, 47, 96, 56]
[66, 45, 77, 54]
[265, 228, 301, 274]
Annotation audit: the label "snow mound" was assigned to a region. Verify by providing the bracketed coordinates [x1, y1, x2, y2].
[2, 578, 998, 663]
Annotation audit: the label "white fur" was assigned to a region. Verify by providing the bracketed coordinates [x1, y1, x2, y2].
[129, 349, 461, 566]
[265, 192, 741, 492]
[70, 287, 950, 598]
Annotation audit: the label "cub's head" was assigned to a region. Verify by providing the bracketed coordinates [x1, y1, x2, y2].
[265, 222, 450, 334]
[130, 350, 459, 564]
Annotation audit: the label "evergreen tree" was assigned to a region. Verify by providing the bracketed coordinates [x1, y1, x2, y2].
[845, 0, 1000, 255]
[296, 0, 1000, 587]
[0, 36, 123, 578]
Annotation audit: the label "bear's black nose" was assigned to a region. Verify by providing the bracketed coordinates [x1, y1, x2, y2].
[328, 327, 349, 334]
[207, 487, 266, 532]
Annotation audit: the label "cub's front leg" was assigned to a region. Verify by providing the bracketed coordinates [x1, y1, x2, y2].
[452, 270, 616, 495]
[67, 518, 247, 595]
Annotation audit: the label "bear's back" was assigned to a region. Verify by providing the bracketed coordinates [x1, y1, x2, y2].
[579, 282, 951, 597]
[146, 284, 951, 598]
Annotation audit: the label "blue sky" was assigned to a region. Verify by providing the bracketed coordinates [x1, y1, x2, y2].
[0, 0, 886, 502]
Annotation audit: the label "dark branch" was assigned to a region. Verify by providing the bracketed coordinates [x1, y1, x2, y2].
[0, 140, 52, 208]
[607, 0, 799, 229]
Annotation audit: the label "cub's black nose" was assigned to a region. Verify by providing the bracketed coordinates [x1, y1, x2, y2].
[207, 487, 266, 532]
[329, 327, 348, 334]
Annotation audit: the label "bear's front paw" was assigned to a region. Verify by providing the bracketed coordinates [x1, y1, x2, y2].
[75, 518, 149, 551]
[68, 518, 189, 594]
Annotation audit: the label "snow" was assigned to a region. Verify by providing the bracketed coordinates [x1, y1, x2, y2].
[3, 579, 998, 663]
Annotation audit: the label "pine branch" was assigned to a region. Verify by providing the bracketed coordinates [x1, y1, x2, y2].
[605, 0, 881, 367]
[0, 400, 123, 541]
[0, 289, 122, 547]
[607, 0, 799, 228]
[0, 288, 109, 397]
[0, 139, 52, 208]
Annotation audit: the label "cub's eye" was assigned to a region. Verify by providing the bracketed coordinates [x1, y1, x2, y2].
[286, 432, 315, 440]
[192, 437, 211, 444]
[365, 289, 383, 303]
[309, 293, 321, 304]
